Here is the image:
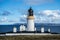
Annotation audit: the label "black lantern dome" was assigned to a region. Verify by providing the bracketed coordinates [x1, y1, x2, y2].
[28, 7, 33, 16]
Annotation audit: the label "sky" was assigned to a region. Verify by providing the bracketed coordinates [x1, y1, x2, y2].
[0, 0, 60, 25]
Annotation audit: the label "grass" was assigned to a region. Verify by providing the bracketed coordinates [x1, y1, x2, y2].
[0, 35, 60, 40]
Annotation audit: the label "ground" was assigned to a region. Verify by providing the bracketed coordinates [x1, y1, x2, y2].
[0, 35, 60, 40]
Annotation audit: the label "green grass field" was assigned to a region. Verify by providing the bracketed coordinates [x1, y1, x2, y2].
[0, 35, 60, 40]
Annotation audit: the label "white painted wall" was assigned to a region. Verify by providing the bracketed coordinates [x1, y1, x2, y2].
[48, 28, 50, 32]
[27, 19, 34, 31]
[35, 27, 36, 31]
[41, 27, 44, 33]
[20, 25, 26, 31]
[13, 27, 17, 32]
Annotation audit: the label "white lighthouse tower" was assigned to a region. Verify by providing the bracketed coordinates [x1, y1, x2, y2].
[27, 7, 35, 31]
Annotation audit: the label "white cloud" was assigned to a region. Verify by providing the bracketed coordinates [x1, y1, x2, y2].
[42, 10, 52, 15]
[39, 10, 60, 17]
[0, 17, 8, 22]
[38, 10, 60, 23]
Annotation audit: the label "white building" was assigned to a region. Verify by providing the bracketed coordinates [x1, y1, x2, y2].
[34, 27, 36, 31]
[41, 27, 44, 33]
[20, 25, 26, 31]
[13, 26, 17, 32]
[27, 7, 35, 31]
[48, 28, 50, 32]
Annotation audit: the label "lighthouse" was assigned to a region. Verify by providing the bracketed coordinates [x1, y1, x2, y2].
[27, 7, 35, 31]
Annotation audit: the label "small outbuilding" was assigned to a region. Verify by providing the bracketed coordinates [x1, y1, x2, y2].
[20, 25, 26, 31]
[13, 26, 17, 32]
[41, 27, 44, 33]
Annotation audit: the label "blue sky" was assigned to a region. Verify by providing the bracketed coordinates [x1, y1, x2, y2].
[0, 0, 60, 24]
